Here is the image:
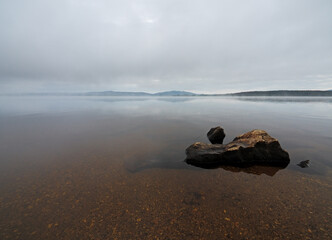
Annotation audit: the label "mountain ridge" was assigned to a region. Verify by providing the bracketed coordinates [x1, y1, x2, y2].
[85, 90, 198, 96]
[227, 90, 332, 97]
[3, 90, 332, 97]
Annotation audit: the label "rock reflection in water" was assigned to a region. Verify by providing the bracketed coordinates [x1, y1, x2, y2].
[218, 165, 286, 176]
[125, 155, 287, 176]
[185, 161, 288, 176]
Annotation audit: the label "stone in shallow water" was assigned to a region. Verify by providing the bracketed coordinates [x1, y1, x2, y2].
[207, 126, 225, 144]
[297, 160, 310, 168]
[186, 129, 290, 168]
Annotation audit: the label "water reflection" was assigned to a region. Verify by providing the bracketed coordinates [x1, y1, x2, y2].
[1, 96, 331, 175]
[233, 96, 332, 103]
[0, 96, 332, 239]
[125, 158, 190, 173]
[126, 155, 287, 177]
[207, 165, 286, 176]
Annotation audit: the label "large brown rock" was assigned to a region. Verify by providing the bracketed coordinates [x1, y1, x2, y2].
[185, 129, 290, 167]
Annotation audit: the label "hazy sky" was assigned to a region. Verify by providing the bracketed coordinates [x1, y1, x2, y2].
[0, 0, 331, 93]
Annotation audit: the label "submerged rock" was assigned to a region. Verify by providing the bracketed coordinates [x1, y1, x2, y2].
[207, 126, 225, 144]
[297, 160, 310, 168]
[186, 129, 290, 168]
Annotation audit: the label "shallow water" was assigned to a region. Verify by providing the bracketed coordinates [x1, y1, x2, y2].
[0, 96, 331, 239]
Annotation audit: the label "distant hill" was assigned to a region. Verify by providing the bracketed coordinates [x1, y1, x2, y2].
[228, 90, 332, 97]
[85, 90, 197, 96]
[154, 91, 197, 96]
[85, 91, 152, 96]
[4, 90, 332, 97]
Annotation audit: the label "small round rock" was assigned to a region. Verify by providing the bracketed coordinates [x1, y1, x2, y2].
[207, 126, 226, 144]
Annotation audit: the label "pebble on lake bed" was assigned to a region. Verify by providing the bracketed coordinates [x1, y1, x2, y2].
[297, 160, 310, 168]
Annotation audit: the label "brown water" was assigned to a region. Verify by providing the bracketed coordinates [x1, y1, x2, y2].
[0, 96, 331, 239]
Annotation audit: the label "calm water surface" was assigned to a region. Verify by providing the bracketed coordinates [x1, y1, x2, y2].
[0, 96, 331, 239]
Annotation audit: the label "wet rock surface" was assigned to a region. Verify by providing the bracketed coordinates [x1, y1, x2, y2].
[186, 129, 290, 168]
[207, 126, 225, 144]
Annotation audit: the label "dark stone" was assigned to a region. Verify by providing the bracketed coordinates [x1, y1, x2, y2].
[186, 129, 290, 168]
[207, 126, 225, 144]
[297, 160, 310, 168]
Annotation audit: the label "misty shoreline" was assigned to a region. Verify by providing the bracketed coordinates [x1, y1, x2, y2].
[2, 90, 332, 97]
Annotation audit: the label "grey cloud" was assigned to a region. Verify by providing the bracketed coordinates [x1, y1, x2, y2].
[0, 0, 331, 93]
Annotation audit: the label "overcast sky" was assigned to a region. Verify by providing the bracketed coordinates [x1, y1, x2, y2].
[0, 0, 331, 93]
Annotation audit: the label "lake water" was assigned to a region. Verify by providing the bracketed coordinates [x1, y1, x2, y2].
[0, 96, 331, 239]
